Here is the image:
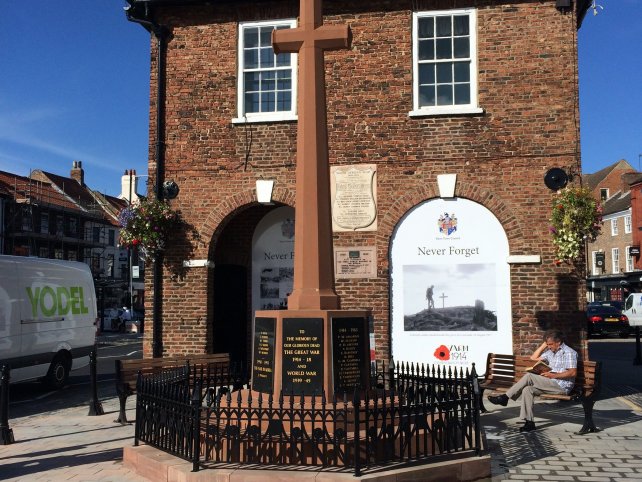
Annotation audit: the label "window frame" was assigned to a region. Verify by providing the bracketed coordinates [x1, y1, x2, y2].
[611, 218, 618, 236]
[410, 8, 482, 117]
[592, 250, 600, 275]
[625, 214, 632, 234]
[612, 247, 619, 274]
[234, 19, 298, 124]
[626, 246, 634, 272]
[600, 188, 609, 201]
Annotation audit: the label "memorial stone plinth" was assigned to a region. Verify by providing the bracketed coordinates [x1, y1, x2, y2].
[252, 310, 370, 396]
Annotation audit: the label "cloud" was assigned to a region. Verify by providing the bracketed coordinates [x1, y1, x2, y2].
[0, 107, 123, 173]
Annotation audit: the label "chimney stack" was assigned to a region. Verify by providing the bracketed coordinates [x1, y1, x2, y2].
[71, 160, 84, 186]
[121, 169, 139, 204]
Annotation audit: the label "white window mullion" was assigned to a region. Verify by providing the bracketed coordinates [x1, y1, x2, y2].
[411, 8, 482, 117]
[235, 19, 297, 124]
[626, 246, 634, 272]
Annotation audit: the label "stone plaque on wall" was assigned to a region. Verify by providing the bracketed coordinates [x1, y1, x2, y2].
[252, 317, 276, 393]
[281, 318, 324, 395]
[334, 246, 377, 279]
[331, 164, 377, 232]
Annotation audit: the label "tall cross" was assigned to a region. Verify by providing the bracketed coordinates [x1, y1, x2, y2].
[273, 0, 351, 310]
[440, 293, 448, 309]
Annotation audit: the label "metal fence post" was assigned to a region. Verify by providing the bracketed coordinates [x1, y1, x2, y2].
[88, 347, 104, 416]
[134, 372, 142, 447]
[353, 388, 361, 477]
[191, 378, 202, 472]
[1, 365, 15, 445]
[470, 363, 481, 456]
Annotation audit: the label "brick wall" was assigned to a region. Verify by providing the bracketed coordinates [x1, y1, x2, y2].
[141, 0, 587, 360]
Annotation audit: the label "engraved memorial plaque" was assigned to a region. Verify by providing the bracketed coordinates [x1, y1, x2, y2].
[334, 246, 377, 279]
[332, 317, 368, 393]
[282, 318, 324, 395]
[331, 165, 377, 232]
[252, 317, 276, 393]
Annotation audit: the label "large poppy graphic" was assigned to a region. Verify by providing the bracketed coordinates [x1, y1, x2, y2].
[434, 345, 451, 361]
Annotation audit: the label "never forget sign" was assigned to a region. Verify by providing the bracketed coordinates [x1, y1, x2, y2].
[390, 197, 513, 371]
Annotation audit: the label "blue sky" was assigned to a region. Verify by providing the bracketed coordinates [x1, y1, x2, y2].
[0, 1, 640, 196]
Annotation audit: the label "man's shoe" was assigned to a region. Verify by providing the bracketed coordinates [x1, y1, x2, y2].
[487, 394, 509, 406]
[519, 420, 537, 432]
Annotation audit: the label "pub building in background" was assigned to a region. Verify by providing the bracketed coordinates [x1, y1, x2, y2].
[584, 160, 642, 302]
[126, 0, 595, 367]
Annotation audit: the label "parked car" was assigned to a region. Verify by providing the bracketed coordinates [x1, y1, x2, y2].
[588, 300, 624, 311]
[586, 305, 630, 338]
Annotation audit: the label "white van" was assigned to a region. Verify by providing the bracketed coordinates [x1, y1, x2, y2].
[622, 293, 642, 327]
[0, 255, 97, 388]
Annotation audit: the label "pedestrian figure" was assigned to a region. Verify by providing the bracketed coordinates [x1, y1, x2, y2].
[426, 285, 435, 310]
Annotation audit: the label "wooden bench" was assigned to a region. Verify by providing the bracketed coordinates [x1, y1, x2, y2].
[479, 353, 601, 435]
[114, 353, 231, 424]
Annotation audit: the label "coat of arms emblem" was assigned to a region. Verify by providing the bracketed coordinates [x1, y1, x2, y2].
[438, 213, 457, 236]
[281, 218, 295, 239]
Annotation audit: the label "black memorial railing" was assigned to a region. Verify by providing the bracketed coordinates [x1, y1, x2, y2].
[134, 361, 481, 476]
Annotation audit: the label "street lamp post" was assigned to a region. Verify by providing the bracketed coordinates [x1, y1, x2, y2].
[128, 176, 134, 319]
[127, 171, 149, 333]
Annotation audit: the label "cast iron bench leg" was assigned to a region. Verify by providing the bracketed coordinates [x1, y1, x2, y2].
[478, 386, 488, 413]
[576, 398, 599, 435]
[115, 388, 130, 424]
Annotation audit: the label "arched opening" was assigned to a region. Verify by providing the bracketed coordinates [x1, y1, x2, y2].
[211, 204, 294, 365]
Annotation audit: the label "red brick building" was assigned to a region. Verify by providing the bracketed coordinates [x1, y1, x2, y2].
[126, 0, 593, 365]
[584, 160, 642, 302]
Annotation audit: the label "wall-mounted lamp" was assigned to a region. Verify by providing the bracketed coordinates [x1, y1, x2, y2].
[256, 179, 275, 204]
[162, 180, 180, 199]
[152, 180, 180, 199]
[544, 168, 570, 191]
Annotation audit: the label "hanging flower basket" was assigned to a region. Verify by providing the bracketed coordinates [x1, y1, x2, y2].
[550, 186, 602, 264]
[118, 197, 180, 257]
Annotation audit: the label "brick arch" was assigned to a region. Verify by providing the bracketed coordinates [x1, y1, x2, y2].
[199, 185, 296, 256]
[376, 182, 527, 253]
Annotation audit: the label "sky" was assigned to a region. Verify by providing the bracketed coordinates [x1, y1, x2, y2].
[0, 1, 640, 197]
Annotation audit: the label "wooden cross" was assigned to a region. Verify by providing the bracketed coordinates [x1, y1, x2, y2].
[440, 293, 448, 309]
[272, 0, 351, 310]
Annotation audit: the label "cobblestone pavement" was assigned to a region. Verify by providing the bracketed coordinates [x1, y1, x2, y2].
[0, 395, 145, 482]
[483, 389, 642, 481]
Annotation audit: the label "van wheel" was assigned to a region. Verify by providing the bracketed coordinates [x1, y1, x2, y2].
[44, 354, 70, 390]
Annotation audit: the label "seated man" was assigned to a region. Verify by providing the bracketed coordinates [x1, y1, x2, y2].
[487, 329, 577, 432]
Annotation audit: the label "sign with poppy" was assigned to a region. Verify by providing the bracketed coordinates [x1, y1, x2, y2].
[390, 197, 513, 371]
